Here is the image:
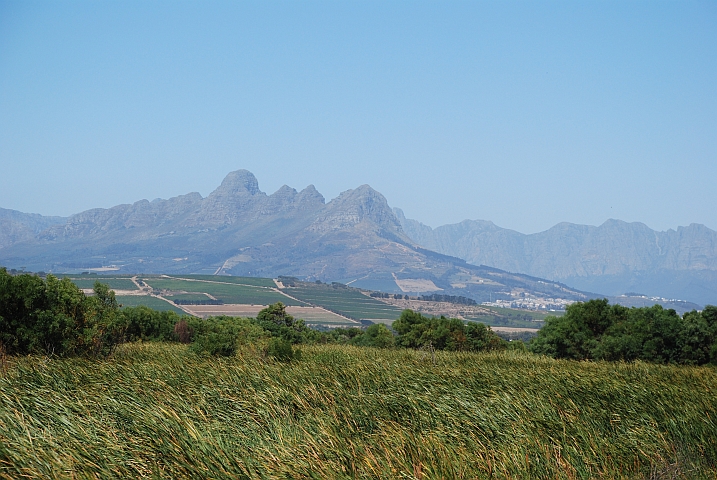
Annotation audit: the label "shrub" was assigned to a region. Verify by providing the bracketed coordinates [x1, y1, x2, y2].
[187, 316, 240, 357]
[0, 269, 125, 357]
[530, 299, 717, 365]
[351, 323, 394, 348]
[256, 302, 313, 344]
[392, 309, 505, 352]
[265, 337, 301, 362]
[189, 331, 237, 357]
[122, 306, 181, 342]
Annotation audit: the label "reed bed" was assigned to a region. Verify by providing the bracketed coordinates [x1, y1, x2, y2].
[1, 343, 715, 479]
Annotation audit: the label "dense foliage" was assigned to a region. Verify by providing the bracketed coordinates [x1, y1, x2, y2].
[122, 305, 181, 342]
[0, 268, 125, 357]
[531, 298, 717, 364]
[393, 309, 506, 352]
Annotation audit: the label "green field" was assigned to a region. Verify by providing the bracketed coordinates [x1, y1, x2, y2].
[141, 277, 303, 306]
[287, 284, 404, 321]
[163, 293, 214, 302]
[288, 309, 360, 326]
[115, 295, 185, 314]
[65, 278, 139, 290]
[169, 274, 277, 288]
[1, 342, 715, 478]
[63, 274, 136, 278]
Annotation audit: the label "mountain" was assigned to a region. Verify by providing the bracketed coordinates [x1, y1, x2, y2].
[394, 209, 717, 306]
[0, 170, 592, 307]
[0, 208, 66, 251]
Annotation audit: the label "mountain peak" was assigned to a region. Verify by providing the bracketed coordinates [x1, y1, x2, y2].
[309, 184, 403, 235]
[210, 170, 261, 197]
[297, 185, 325, 205]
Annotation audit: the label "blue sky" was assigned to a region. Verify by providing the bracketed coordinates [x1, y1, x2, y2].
[1, 1, 715, 233]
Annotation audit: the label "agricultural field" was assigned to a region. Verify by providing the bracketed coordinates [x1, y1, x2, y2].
[284, 306, 360, 326]
[65, 277, 139, 291]
[140, 277, 302, 306]
[1, 343, 715, 478]
[69, 274, 561, 330]
[163, 293, 214, 302]
[178, 304, 358, 326]
[170, 275, 277, 288]
[285, 283, 404, 321]
[115, 295, 185, 314]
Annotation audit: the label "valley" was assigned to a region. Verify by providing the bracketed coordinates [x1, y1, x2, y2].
[63, 273, 547, 331]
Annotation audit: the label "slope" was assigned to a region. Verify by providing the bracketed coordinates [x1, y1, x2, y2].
[395, 209, 717, 305]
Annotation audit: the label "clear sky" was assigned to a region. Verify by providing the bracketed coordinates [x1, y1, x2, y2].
[1, 1, 715, 234]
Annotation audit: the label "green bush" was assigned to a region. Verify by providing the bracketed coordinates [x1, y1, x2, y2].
[531, 299, 717, 365]
[392, 309, 505, 352]
[256, 302, 317, 344]
[265, 337, 301, 362]
[189, 331, 237, 357]
[0, 269, 124, 357]
[187, 316, 240, 357]
[350, 323, 395, 348]
[121, 306, 182, 342]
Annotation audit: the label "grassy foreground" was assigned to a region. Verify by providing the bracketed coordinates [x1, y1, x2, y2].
[1, 344, 716, 479]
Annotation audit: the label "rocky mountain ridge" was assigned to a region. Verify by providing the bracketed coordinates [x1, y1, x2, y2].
[0, 170, 593, 307]
[0, 208, 66, 250]
[395, 209, 717, 305]
[2, 170, 714, 308]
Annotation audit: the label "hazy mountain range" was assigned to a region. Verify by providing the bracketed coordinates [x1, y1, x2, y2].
[0, 208, 65, 250]
[0, 169, 714, 308]
[395, 210, 717, 306]
[0, 170, 592, 307]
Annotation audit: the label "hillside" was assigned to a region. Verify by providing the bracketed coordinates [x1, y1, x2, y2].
[1, 343, 715, 478]
[0, 170, 593, 306]
[396, 209, 717, 306]
[0, 208, 66, 250]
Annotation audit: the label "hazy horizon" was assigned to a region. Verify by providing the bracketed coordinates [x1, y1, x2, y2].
[4, 166, 714, 236]
[1, 1, 715, 234]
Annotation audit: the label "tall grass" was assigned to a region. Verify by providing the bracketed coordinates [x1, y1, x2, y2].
[1, 343, 715, 479]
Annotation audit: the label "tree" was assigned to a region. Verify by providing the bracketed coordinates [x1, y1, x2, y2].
[531, 299, 628, 360]
[531, 299, 717, 365]
[0, 269, 124, 357]
[393, 309, 504, 352]
[122, 306, 181, 342]
[351, 323, 394, 348]
[256, 302, 311, 344]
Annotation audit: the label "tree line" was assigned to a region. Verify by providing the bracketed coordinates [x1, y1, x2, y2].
[419, 294, 477, 305]
[531, 298, 717, 365]
[173, 299, 224, 305]
[3, 268, 716, 366]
